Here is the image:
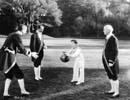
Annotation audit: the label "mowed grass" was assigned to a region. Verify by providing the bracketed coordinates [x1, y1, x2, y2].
[15, 38, 130, 69]
[1, 68, 130, 100]
[0, 37, 130, 100]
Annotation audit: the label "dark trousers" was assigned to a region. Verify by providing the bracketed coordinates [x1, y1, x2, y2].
[102, 56, 119, 80]
[4, 63, 24, 80]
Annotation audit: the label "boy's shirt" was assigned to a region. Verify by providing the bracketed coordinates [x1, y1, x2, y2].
[69, 47, 84, 62]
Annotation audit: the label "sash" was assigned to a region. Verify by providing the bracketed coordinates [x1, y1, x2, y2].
[103, 38, 114, 75]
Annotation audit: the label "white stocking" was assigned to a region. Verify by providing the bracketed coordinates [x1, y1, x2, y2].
[3, 79, 11, 96]
[18, 79, 29, 94]
[34, 67, 39, 80]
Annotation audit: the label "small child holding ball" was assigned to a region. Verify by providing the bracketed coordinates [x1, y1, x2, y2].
[66, 40, 85, 85]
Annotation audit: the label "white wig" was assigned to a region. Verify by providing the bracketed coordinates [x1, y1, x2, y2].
[104, 24, 113, 33]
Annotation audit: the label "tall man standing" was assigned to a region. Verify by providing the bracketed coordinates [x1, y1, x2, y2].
[30, 25, 46, 81]
[102, 25, 119, 98]
[0, 24, 38, 99]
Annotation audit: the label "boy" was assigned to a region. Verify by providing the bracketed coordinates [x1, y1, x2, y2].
[67, 40, 85, 85]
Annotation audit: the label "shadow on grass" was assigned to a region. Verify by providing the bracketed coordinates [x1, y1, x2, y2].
[0, 68, 104, 99]
[0, 68, 130, 100]
[24, 67, 107, 100]
[24, 67, 75, 99]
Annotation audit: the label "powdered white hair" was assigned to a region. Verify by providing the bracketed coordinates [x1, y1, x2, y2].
[104, 25, 113, 33]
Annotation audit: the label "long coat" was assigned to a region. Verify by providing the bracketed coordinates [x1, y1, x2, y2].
[30, 33, 44, 61]
[102, 34, 119, 74]
[0, 32, 28, 73]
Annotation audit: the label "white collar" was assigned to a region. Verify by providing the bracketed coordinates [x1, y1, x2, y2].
[36, 30, 42, 35]
[106, 33, 113, 40]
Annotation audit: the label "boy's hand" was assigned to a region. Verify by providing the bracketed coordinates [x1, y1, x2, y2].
[64, 52, 70, 57]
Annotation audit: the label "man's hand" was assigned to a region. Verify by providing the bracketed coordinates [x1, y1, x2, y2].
[31, 52, 38, 59]
[109, 63, 113, 67]
[44, 45, 48, 49]
[5, 48, 15, 54]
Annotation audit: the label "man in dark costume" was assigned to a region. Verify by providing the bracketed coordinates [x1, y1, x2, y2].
[102, 25, 119, 98]
[30, 25, 46, 81]
[0, 24, 38, 99]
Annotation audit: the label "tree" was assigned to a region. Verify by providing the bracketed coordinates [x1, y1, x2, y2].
[0, 0, 62, 34]
[74, 16, 85, 37]
[58, 0, 130, 37]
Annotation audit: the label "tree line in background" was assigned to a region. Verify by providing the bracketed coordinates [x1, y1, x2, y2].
[0, 0, 130, 38]
[0, 0, 62, 35]
[57, 0, 130, 38]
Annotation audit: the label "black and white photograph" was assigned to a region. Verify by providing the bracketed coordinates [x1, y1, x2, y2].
[0, 0, 130, 100]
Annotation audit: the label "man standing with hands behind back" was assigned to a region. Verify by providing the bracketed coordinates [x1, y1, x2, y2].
[102, 25, 119, 98]
[30, 25, 46, 81]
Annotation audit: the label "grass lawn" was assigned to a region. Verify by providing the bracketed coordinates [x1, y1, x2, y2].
[0, 68, 130, 100]
[0, 37, 130, 100]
